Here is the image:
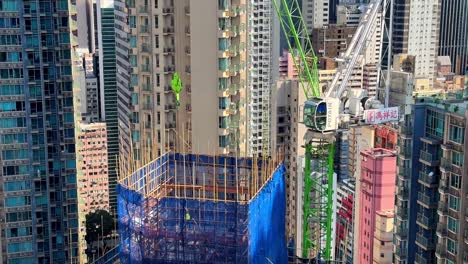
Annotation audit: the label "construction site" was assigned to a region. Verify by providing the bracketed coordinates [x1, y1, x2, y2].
[117, 152, 287, 263]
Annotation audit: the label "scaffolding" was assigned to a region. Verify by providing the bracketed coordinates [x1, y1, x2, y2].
[117, 152, 287, 263]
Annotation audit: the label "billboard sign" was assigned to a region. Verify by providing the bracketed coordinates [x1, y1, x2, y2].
[363, 107, 399, 124]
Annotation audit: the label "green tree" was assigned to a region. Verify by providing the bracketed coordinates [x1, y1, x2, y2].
[85, 210, 114, 245]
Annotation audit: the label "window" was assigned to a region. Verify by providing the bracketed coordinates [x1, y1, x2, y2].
[130, 55, 137, 67]
[219, 116, 228, 128]
[447, 217, 459, 233]
[7, 242, 32, 253]
[129, 16, 136, 28]
[219, 135, 228, 148]
[218, 97, 229, 109]
[425, 109, 444, 138]
[447, 238, 458, 255]
[448, 195, 460, 211]
[450, 173, 461, 189]
[130, 36, 137, 48]
[449, 125, 464, 144]
[451, 151, 463, 167]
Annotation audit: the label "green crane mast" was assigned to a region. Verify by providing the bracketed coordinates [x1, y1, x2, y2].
[272, 0, 336, 261]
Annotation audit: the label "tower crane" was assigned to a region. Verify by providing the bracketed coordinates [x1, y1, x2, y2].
[272, 0, 396, 262]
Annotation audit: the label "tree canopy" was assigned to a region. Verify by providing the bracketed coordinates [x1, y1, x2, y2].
[85, 210, 114, 245]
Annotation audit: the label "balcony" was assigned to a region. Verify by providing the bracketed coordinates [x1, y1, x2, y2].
[139, 5, 148, 13]
[164, 65, 175, 74]
[163, 47, 175, 54]
[396, 208, 408, 219]
[397, 188, 409, 200]
[418, 171, 438, 188]
[184, 5, 190, 15]
[164, 104, 177, 112]
[398, 165, 411, 179]
[164, 85, 172, 93]
[140, 25, 149, 33]
[395, 246, 408, 258]
[400, 125, 413, 138]
[185, 26, 190, 35]
[435, 243, 447, 259]
[438, 222, 449, 237]
[185, 46, 191, 55]
[399, 146, 412, 159]
[438, 201, 448, 215]
[141, 64, 150, 72]
[416, 213, 436, 229]
[186, 85, 191, 94]
[417, 192, 437, 208]
[140, 43, 150, 53]
[162, 7, 174, 14]
[163, 27, 174, 35]
[439, 180, 449, 194]
[395, 226, 408, 239]
[419, 150, 440, 166]
[415, 233, 436, 250]
[440, 158, 452, 173]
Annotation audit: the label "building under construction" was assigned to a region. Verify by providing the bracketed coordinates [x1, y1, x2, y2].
[117, 152, 287, 263]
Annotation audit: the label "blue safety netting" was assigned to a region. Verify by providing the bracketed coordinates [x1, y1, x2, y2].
[117, 153, 286, 263]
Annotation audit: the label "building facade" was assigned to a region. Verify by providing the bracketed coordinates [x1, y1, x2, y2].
[77, 123, 109, 214]
[438, 0, 468, 75]
[373, 210, 394, 264]
[335, 179, 355, 264]
[0, 1, 82, 263]
[394, 95, 467, 264]
[357, 148, 396, 264]
[114, 0, 262, 166]
[96, 0, 119, 209]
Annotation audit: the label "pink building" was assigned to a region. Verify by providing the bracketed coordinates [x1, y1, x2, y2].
[279, 50, 298, 79]
[358, 148, 396, 264]
[78, 122, 110, 213]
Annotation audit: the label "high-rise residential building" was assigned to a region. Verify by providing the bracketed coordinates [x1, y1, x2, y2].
[335, 178, 355, 264]
[438, 0, 468, 75]
[311, 25, 357, 58]
[391, 0, 410, 56]
[114, 0, 278, 161]
[247, 0, 279, 156]
[279, 50, 298, 79]
[0, 1, 82, 263]
[271, 79, 306, 244]
[76, 122, 109, 260]
[77, 123, 109, 214]
[389, 0, 441, 88]
[357, 148, 396, 264]
[336, 4, 362, 27]
[372, 210, 394, 264]
[96, 0, 120, 209]
[302, 0, 330, 31]
[407, 0, 440, 87]
[394, 95, 467, 264]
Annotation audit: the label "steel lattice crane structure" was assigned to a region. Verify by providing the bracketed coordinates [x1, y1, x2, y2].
[272, 0, 394, 262]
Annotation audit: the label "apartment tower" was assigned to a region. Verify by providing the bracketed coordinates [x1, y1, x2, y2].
[357, 148, 396, 264]
[394, 95, 467, 263]
[0, 1, 82, 263]
[114, 0, 267, 165]
[438, 0, 468, 75]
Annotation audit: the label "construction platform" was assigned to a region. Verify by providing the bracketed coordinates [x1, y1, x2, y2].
[117, 152, 287, 263]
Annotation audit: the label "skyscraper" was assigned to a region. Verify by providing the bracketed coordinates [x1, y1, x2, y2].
[438, 0, 468, 75]
[96, 0, 119, 209]
[247, 0, 279, 156]
[394, 94, 467, 264]
[114, 0, 278, 162]
[0, 1, 81, 263]
[390, 0, 440, 87]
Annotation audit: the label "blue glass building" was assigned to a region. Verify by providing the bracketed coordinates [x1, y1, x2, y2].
[0, 1, 81, 263]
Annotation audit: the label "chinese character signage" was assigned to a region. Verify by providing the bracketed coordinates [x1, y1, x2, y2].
[363, 107, 399, 124]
